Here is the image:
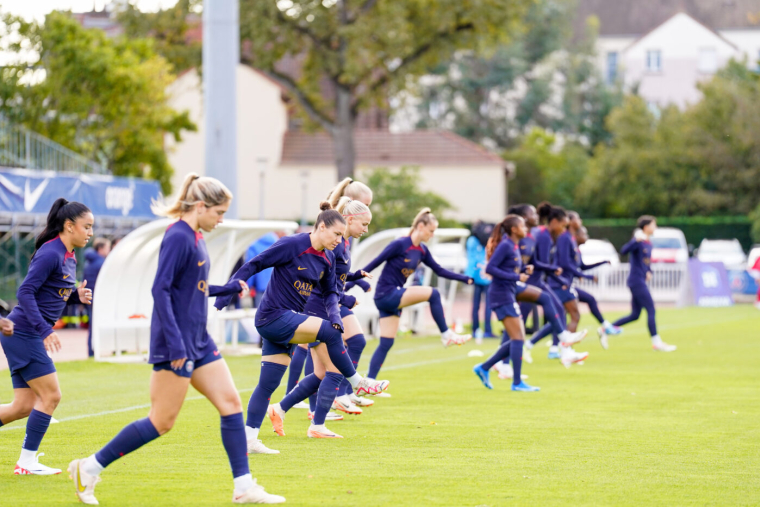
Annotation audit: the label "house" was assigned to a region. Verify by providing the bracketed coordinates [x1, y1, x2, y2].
[164, 65, 510, 223]
[576, 0, 760, 108]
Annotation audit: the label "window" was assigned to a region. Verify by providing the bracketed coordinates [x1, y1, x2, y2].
[606, 51, 618, 84]
[646, 50, 662, 72]
[698, 48, 717, 73]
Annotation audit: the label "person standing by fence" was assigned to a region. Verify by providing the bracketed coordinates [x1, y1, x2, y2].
[467, 221, 495, 341]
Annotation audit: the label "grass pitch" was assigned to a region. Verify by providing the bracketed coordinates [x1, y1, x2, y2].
[1, 305, 759, 506]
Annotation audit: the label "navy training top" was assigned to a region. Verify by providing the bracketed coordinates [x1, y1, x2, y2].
[8, 236, 81, 338]
[549, 231, 594, 288]
[485, 235, 524, 308]
[214, 233, 341, 328]
[149, 220, 243, 363]
[360, 236, 471, 299]
[308, 237, 364, 310]
[526, 226, 561, 286]
[621, 237, 652, 287]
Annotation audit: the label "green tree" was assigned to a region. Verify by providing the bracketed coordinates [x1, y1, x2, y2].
[239, 0, 533, 180]
[363, 166, 458, 235]
[0, 11, 195, 193]
[116, 0, 202, 75]
[750, 203, 760, 244]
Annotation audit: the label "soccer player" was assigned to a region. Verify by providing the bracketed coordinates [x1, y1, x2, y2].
[267, 197, 374, 438]
[68, 174, 285, 504]
[360, 208, 474, 388]
[573, 226, 622, 349]
[214, 202, 389, 450]
[0, 198, 93, 475]
[472, 215, 539, 391]
[611, 216, 677, 352]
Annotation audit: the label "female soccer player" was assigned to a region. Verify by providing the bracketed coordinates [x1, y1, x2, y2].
[68, 175, 285, 504]
[0, 198, 93, 475]
[360, 208, 474, 387]
[611, 216, 677, 352]
[472, 215, 539, 391]
[267, 197, 373, 438]
[214, 202, 389, 449]
[548, 211, 590, 333]
[573, 226, 622, 349]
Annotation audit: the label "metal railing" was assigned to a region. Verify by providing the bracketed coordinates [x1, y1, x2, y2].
[0, 117, 107, 174]
[574, 263, 688, 303]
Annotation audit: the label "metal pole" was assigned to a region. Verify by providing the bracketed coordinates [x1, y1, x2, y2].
[257, 157, 267, 219]
[204, 0, 239, 218]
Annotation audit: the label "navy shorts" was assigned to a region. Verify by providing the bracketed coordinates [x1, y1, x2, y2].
[494, 302, 522, 320]
[374, 287, 406, 318]
[257, 310, 310, 356]
[0, 330, 57, 389]
[515, 282, 528, 294]
[553, 286, 578, 303]
[152, 346, 223, 378]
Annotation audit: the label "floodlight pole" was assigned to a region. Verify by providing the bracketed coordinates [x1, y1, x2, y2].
[203, 0, 239, 218]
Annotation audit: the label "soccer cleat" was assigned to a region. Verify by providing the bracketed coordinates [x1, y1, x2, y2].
[233, 479, 286, 504]
[267, 404, 286, 436]
[307, 424, 343, 439]
[511, 381, 540, 392]
[495, 362, 528, 380]
[561, 349, 589, 368]
[370, 391, 391, 398]
[353, 377, 390, 397]
[522, 346, 533, 364]
[349, 394, 374, 407]
[560, 329, 588, 347]
[68, 459, 100, 505]
[604, 322, 623, 335]
[441, 329, 472, 347]
[652, 341, 677, 352]
[473, 363, 493, 389]
[14, 453, 61, 475]
[307, 411, 344, 422]
[547, 346, 561, 360]
[597, 327, 609, 350]
[247, 439, 280, 455]
[332, 396, 362, 415]
[292, 401, 310, 410]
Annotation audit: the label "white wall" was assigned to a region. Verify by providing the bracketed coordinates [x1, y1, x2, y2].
[719, 29, 760, 68]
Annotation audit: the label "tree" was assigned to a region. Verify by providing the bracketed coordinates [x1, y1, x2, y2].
[0, 11, 195, 193]
[239, 0, 534, 180]
[363, 166, 458, 235]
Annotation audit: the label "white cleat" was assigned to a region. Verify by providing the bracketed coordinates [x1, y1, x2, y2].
[14, 453, 61, 475]
[307, 411, 344, 421]
[332, 395, 362, 415]
[560, 349, 589, 369]
[441, 329, 472, 347]
[349, 394, 374, 407]
[354, 377, 390, 397]
[68, 459, 100, 505]
[247, 439, 280, 455]
[233, 479, 286, 504]
[652, 341, 677, 352]
[307, 424, 343, 439]
[495, 361, 528, 380]
[522, 346, 533, 364]
[369, 391, 391, 398]
[560, 329, 588, 347]
[292, 401, 310, 410]
[597, 327, 609, 350]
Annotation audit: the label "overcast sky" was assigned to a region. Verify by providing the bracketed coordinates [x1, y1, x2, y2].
[1, 0, 180, 22]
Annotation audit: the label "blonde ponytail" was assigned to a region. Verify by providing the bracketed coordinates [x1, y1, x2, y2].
[410, 207, 437, 233]
[327, 177, 373, 208]
[335, 196, 371, 218]
[152, 173, 233, 218]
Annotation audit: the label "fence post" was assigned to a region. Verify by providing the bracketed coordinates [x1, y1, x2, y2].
[25, 130, 31, 168]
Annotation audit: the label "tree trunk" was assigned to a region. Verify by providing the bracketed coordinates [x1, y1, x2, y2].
[333, 84, 355, 181]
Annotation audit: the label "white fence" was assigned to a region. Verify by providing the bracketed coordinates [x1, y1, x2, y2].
[574, 263, 688, 304]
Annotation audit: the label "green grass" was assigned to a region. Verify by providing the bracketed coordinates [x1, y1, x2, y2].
[2, 305, 760, 506]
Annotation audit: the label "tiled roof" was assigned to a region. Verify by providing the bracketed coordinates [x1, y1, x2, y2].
[280, 130, 504, 167]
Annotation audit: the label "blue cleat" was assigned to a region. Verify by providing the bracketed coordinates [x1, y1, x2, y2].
[511, 381, 540, 392]
[547, 346, 561, 360]
[473, 364, 493, 389]
[604, 323, 623, 335]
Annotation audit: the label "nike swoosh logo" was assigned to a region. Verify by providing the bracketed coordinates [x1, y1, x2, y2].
[404, 259, 411, 262]
[24, 178, 49, 212]
[298, 266, 307, 270]
[77, 463, 86, 492]
[198, 260, 206, 266]
[63, 275, 70, 279]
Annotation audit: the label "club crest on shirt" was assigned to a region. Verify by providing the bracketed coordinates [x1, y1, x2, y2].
[185, 361, 194, 373]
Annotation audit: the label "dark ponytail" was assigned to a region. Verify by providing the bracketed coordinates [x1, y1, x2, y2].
[486, 214, 523, 260]
[536, 201, 553, 224]
[508, 204, 533, 218]
[547, 206, 567, 223]
[637, 215, 656, 230]
[34, 198, 91, 253]
[314, 201, 346, 230]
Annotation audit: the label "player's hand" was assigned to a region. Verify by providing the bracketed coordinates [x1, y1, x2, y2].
[592, 275, 599, 283]
[1, 318, 13, 336]
[332, 323, 342, 331]
[605, 260, 612, 265]
[634, 229, 647, 242]
[237, 280, 249, 295]
[525, 264, 534, 275]
[171, 358, 187, 370]
[352, 300, 360, 309]
[519, 273, 529, 282]
[78, 280, 93, 305]
[359, 270, 373, 280]
[646, 271, 652, 282]
[44, 332, 61, 353]
[555, 267, 563, 276]
[467, 278, 474, 285]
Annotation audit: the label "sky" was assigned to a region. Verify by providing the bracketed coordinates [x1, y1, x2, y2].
[0, 0, 180, 22]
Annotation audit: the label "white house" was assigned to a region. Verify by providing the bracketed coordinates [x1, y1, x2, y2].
[576, 0, 760, 108]
[164, 65, 510, 223]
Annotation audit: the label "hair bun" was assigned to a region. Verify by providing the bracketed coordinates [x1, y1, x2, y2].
[319, 200, 333, 211]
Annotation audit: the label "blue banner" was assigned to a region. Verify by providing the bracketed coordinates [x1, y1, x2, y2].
[728, 270, 759, 295]
[688, 259, 733, 307]
[0, 167, 160, 219]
